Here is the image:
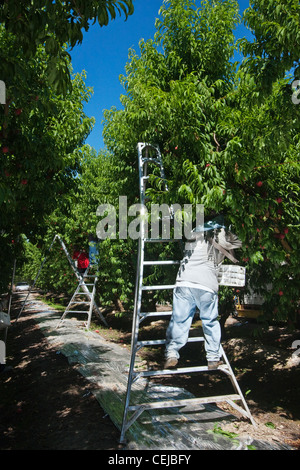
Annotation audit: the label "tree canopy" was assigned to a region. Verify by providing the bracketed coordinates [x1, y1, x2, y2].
[101, 0, 300, 325]
[0, 0, 135, 292]
[7, 0, 300, 328]
[0, 0, 135, 93]
[240, 0, 300, 91]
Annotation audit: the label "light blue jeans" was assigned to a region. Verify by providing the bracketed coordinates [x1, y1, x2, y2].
[165, 286, 221, 362]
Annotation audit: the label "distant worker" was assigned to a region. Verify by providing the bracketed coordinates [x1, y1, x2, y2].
[164, 216, 242, 370]
[88, 234, 99, 267]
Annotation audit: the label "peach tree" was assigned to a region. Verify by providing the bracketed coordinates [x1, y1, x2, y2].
[0, 0, 134, 94]
[102, 0, 300, 325]
[0, 32, 94, 291]
[0, 0, 135, 293]
[18, 147, 137, 311]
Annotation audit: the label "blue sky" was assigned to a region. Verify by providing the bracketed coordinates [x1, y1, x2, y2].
[69, 0, 252, 152]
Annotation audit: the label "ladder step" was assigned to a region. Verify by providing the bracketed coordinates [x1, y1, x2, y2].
[144, 238, 178, 243]
[141, 157, 161, 164]
[143, 260, 180, 265]
[70, 301, 90, 304]
[75, 291, 92, 294]
[133, 364, 230, 378]
[142, 285, 175, 291]
[128, 394, 241, 412]
[66, 310, 90, 314]
[140, 311, 172, 318]
[136, 336, 205, 348]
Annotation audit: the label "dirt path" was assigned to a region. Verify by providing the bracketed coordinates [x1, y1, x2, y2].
[0, 307, 121, 450]
[1, 292, 300, 450]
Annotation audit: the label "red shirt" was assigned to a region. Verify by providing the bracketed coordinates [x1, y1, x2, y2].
[73, 251, 89, 269]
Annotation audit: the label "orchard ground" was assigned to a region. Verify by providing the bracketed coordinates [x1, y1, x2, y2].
[0, 290, 299, 450]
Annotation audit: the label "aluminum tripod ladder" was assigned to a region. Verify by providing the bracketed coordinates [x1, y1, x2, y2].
[120, 143, 256, 444]
[56, 271, 98, 330]
[16, 234, 108, 327]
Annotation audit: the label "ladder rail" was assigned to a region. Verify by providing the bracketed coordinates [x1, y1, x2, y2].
[121, 143, 177, 442]
[121, 236, 145, 436]
[219, 344, 256, 426]
[121, 144, 157, 439]
[86, 276, 97, 329]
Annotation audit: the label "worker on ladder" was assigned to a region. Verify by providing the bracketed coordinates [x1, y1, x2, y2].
[72, 247, 90, 275]
[164, 215, 242, 370]
[88, 234, 99, 267]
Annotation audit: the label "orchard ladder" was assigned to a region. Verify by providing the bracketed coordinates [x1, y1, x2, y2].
[119, 143, 256, 444]
[16, 234, 108, 327]
[56, 271, 98, 330]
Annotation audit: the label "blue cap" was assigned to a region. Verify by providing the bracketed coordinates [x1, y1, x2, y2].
[194, 215, 225, 232]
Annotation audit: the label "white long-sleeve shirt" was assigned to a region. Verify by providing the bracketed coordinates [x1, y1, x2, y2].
[176, 229, 242, 293]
